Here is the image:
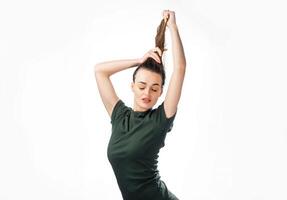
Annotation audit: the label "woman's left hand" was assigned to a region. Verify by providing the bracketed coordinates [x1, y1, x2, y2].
[163, 10, 177, 28]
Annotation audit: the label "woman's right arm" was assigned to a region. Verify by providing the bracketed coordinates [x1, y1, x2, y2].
[94, 49, 161, 117]
[94, 59, 141, 117]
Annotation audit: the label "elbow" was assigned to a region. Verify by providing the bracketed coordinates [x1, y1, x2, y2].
[181, 62, 186, 70]
[94, 64, 102, 79]
[94, 64, 104, 75]
[174, 58, 186, 72]
[181, 60, 186, 71]
[181, 59, 186, 69]
[94, 64, 110, 77]
[176, 62, 186, 72]
[94, 64, 101, 73]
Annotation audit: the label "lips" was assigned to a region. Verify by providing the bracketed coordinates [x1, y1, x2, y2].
[142, 98, 151, 103]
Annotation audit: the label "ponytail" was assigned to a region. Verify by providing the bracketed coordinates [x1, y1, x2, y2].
[133, 16, 168, 86]
[155, 18, 168, 57]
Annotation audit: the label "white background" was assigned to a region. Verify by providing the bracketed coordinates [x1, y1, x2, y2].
[1, 0, 287, 199]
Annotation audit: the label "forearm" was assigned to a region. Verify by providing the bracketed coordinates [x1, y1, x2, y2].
[94, 59, 140, 76]
[168, 24, 186, 71]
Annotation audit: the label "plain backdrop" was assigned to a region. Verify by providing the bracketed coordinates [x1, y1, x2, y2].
[0, 0, 287, 199]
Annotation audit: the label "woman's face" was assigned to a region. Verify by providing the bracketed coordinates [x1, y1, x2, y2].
[131, 68, 163, 111]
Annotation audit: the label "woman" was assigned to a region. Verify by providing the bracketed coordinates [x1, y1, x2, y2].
[94, 10, 186, 200]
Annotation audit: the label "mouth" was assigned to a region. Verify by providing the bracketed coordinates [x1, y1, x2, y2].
[142, 98, 151, 104]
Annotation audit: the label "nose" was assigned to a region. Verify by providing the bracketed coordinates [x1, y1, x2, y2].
[143, 88, 151, 96]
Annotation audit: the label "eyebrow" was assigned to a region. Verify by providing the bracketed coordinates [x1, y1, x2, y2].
[138, 81, 160, 86]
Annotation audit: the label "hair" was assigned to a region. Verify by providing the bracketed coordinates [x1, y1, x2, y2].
[132, 17, 168, 87]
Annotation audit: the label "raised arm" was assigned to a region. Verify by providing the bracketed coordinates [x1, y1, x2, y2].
[94, 59, 139, 117]
[94, 51, 161, 117]
[163, 10, 186, 118]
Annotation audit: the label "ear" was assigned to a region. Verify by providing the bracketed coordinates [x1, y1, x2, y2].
[131, 82, 135, 93]
[159, 87, 163, 96]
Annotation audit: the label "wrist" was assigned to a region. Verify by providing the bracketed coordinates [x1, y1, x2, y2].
[168, 24, 178, 31]
[136, 58, 143, 65]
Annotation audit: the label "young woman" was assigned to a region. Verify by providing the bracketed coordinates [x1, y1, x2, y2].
[94, 10, 186, 200]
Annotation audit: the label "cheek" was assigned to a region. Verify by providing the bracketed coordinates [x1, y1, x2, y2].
[151, 92, 160, 99]
[155, 89, 162, 95]
[135, 88, 143, 96]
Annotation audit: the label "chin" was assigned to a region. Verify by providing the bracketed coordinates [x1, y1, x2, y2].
[140, 103, 151, 110]
[138, 100, 153, 110]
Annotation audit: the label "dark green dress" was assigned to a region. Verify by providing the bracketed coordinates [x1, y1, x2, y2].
[107, 99, 179, 200]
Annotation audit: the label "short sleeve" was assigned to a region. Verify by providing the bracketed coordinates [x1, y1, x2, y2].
[156, 101, 177, 132]
[110, 99, 129, 124]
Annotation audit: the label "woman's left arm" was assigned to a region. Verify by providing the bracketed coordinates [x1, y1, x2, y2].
[163, 11, 186, 118]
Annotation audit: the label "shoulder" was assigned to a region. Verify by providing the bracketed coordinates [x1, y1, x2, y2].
[155, 101, 177, 120]
[150, 101, 177, 126]
[110, 99, 130, 124]
[151, 101, 177, 132]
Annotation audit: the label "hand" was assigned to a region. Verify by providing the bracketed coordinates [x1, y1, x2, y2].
[138, 47, 162, 64]
[162, 10, 176, 28]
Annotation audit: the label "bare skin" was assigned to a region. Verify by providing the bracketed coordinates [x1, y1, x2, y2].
[131, 68, 163, 112]
[94, 10, 186, 118]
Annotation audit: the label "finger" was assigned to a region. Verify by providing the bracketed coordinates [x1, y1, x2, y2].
[150, 53, 161, 63]
[149, 51, 161, 63]
[163, 10, 169, 19]
[153, 53, 162, 63]
[151, 49, 161, 61]
[164, 10, 173, 17]
[156, 47, 162, 56]
[150, 48, 161, 56]
[153, 47, 162, 57]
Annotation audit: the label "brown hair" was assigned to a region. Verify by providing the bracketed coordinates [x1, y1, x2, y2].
[133, 17, 168, 87]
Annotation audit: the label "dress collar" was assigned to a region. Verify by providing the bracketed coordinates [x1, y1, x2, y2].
[132, 108, 152, 118]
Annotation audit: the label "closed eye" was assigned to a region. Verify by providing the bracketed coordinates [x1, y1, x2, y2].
[138, 86, 158, 92]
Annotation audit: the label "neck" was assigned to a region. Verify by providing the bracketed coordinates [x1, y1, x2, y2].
[133, 100, 149, 112]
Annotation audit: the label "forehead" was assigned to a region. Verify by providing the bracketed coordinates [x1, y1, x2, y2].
[135, 68, 162, 86]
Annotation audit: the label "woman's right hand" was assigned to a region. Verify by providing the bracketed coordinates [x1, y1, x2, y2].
[138, 47, 162, 64]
